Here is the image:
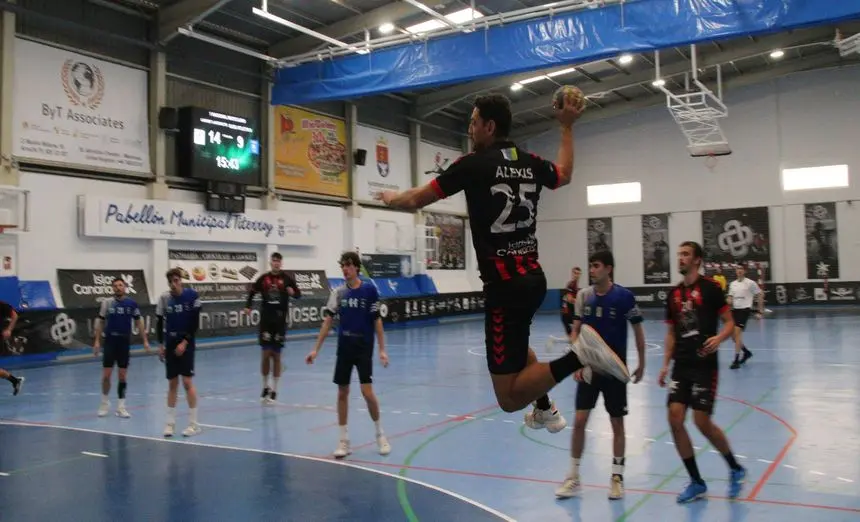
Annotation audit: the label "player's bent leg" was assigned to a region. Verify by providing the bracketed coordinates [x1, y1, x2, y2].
[668, 400, 708, 503]
[360, 381, 391, 456]
[260, 346, 272, 401]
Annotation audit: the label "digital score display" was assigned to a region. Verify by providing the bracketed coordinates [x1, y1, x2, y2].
[178, 107, 261, 185]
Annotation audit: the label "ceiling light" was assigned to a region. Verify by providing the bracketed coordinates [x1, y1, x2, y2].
[770, 49, 785, 59]
[618, 53, 633, 64]
[379, 22, 395, 34]
[652, 78, 666, 87]
[519, 75, 548, 85]
[547, 67, 577, 78]
[405, 8, 483, 34]
[510, 83, 524, 91]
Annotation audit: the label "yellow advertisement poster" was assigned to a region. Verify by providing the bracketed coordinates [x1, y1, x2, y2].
[272, 106, 349, 197]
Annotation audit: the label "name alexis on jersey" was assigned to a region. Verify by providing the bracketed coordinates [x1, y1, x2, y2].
[496, 166, 534, 179]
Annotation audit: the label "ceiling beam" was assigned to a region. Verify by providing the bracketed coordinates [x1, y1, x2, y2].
[414, 26, 843, 119]
[158, 0, 232, 43]
[268, 2, 421, 58]
[510, 53, 859, 142]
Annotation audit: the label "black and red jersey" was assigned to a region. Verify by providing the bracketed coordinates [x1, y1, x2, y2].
[246, 271, 300, 314]
[664, 276, 728, 364]
[430, 141, 562, 284]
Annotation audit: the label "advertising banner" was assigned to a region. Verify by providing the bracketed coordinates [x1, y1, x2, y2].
[642, 213, 671, 284]
[12, 38, 150, 174]
[420, 141, 467, 214]
[701, 206, 771, 278]
[272, 106, 349, 198]
[56, 269, 151, 308]
[361, 254, 412, 278]
[168, 250, 261, 301]
[353, 127, 413, 203]
[380, 291, 485, 324]
[804, 202, 839, 280]
[78, 195, 318, 246]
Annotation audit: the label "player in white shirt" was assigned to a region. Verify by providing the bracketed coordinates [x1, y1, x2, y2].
[726, 265, 763, 369]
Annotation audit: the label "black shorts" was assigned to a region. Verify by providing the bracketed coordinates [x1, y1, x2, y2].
[576, 375, 628, 418]
[164, 338, 196, 380]
[732, 308, 751, 330]
[259, 309, 287, 350]
[102, 337, 131, 369]
[484, 270, 547, 375]
[667, 363, 719, 415]
[333, 349, 373, 387]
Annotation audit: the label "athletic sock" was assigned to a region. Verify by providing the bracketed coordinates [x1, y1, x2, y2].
[549, 352, 584, 383]
[612, 457, 625, 479]
[683, 456, 704, 484]
[374, 420, 384, 437]
[262, 375, 269, 389]
[167, 407, 176, 425]
[723, 452, 742, 471]
[535, 395, 552, 411]
[189, 407, 198, 425]
[272, 377, 280, 393]
[570, 457, 581, 478]
[339, 424, 348, 441]
[118, 381, 127, 399]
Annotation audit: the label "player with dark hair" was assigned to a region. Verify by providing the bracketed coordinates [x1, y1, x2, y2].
[377, 91, 629, 427]
[93, 277, 150, 418]
[556, 251, 644, 500]
[245, 252, 301, 404]
[305, 251, 391, 459]
[660, 241, 746, 503]
[156, 268, 202, 438]
[727, 264, 761, 369]
[548, 266, 582, 348]
[0, 299, 24, 395]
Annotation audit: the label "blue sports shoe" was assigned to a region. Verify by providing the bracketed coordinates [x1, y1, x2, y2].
[677, 481, 708, 504]
[728, 467, 747, 499]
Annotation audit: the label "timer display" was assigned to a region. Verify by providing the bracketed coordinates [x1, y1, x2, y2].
[178, 107, 261, 185]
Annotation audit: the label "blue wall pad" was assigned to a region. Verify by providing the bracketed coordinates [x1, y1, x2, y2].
[0, 277, 21, 309]
[374, 277, 423, 299]
[273, 0, 860, 104]
[413, 275, 438, 295]
[18, 280, 57, 310]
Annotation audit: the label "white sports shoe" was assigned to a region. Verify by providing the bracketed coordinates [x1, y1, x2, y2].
[116, 407, 131, 418]
[97, 401, 110, 417]
[163, 423, 175, 438]
[377, 435, 391, 456]
[609, 475, 625, 500]
[555, 475, 582, 498]
[572, 324, 630, 383]
[523, 401, 567, 433]
[333, 440, 351, 459]
[182, 424, 201, 437]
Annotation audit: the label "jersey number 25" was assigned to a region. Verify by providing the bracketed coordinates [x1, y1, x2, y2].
[490, 183, 537, 234]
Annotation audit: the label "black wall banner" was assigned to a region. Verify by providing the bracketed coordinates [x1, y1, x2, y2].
[701, 207, 771, 278]
[380, 292, 485, 324]
[642, 214, 671, 284]
[283, 270, 331, 299]
[168, 250, 261, 302]
[56, 269, 151, 308]
[804, 202, 839, 280]
[587, 217, 613, 257]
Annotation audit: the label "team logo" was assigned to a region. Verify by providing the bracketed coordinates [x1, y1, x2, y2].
[50, 313, 77, 346]
[717, 219, 754, 257]
[61, 59, 105, 110]
[376, 137, 389, 177]
[646, 215, 663, 229]
[424, 151, 451, 176]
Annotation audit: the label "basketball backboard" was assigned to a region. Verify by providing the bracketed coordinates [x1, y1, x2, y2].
[0, 185, 30, 234]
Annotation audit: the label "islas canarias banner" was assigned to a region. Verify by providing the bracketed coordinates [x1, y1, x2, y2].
[273, 106, 349, 198]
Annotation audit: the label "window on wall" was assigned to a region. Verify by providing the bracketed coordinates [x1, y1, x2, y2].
[782, 165, 849, 191]
[587, 182, 642, 206]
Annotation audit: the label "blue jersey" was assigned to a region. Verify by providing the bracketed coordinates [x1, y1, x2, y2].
[323, 281, 380, 352]
[98, 297, 141, 338]
[573, 284, 643, 362]
[156, 288, 201, 342]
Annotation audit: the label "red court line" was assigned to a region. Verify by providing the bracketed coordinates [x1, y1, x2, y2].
[341, 458, 860, 514]
[717, 394, 799, 501]
[351, 404, 499, 451]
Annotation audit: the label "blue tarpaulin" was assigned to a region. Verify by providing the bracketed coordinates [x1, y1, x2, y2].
[272, 0, 860, 105]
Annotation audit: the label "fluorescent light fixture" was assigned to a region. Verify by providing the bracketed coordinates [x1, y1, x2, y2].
[510, 83, 524, 91]
[782, 165, 849, 191]
[519, 75, 548, 85]
[547, 67, 577, 78]
[405, 8, 483, 34]
[253, 7, 351, 49]
[652, 78, 666, 87]
[379, 22, 395, 34]
[770, 49, 785, 59]
[587, 182, 642, 206]
[618, 53, 633, 64]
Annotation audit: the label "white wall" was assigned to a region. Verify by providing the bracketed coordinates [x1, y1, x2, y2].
[528, 65, 860, 287]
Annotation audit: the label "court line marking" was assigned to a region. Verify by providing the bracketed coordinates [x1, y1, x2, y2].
[0, 472, 9, 476]
[197, 423, 253, 432]
[0, 420, 516, 522]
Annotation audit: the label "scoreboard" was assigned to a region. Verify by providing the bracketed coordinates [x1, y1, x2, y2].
[177, 107, 260, 185]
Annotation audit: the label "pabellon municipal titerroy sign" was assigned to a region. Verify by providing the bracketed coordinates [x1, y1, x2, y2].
[78, 196, 318, 246]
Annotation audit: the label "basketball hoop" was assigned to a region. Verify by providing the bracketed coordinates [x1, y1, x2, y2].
[704, 154, 718, 172]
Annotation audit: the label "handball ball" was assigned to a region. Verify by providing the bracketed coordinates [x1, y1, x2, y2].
[553, 85, 585, 111]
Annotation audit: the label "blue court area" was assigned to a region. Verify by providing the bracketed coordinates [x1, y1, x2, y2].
[1, 310, 859, 521]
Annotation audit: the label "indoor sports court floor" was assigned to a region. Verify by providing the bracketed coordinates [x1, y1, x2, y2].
[1, 309, 859, 521]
